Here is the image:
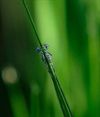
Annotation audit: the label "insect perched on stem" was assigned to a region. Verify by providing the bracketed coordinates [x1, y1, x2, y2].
[36, 44, 52, 63]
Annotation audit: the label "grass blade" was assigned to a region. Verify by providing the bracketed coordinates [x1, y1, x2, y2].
[22, 0, 73, 116]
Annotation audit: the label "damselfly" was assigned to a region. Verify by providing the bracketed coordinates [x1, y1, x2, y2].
[36, 44, 52, 63]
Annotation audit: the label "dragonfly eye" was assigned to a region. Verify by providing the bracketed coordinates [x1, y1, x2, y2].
[43, 44, 48, 49]
[35, 47, 41, 53]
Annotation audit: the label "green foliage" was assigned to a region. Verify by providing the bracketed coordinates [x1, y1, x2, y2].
[0, 0, 100, 117]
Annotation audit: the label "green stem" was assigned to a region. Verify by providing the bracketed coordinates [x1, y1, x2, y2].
[22, 0, 73, 116]
[49, 64, 73, 117]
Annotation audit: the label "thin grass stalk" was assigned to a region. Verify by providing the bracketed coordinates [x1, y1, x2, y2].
[22, 0, 73, 117]
[49, 64, 73, 117]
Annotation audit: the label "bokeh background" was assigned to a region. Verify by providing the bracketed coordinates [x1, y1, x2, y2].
[0, 0, 100, 117]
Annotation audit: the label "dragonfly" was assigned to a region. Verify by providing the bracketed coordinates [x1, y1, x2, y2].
[35, 44, 52, 64]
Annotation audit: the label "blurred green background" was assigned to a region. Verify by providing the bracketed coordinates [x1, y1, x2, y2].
[0, 0, 100, 117]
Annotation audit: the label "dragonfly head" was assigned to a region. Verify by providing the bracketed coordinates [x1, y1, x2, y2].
[35, 47, 41, 53]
